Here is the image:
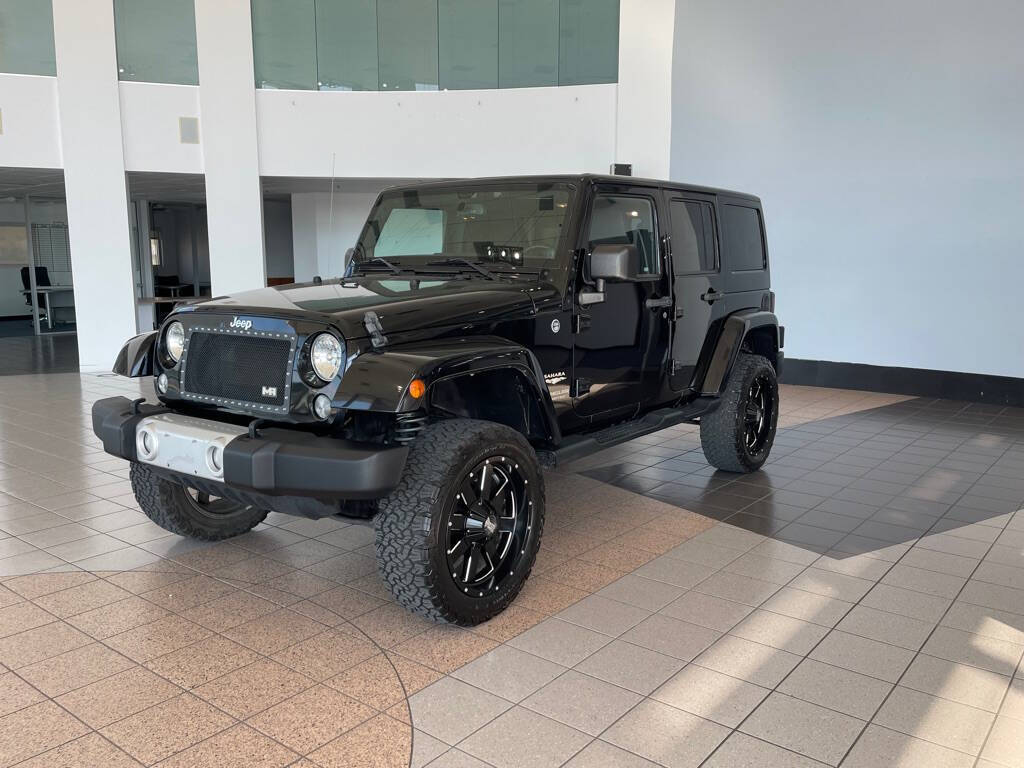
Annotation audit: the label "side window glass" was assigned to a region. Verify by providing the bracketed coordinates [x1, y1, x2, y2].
[670, 199, 716, 274]
[587, 195, 659, 276]
[722, 204, 766, 271]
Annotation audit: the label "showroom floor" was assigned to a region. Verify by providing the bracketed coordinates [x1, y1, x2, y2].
[1, 374, 1023, 768]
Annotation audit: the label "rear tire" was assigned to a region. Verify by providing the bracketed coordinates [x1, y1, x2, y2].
[375, 419, 544, 625]
[129, 462, 268, 540]
[700, 352, 779, 473]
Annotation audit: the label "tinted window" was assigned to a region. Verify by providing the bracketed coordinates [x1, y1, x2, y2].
[722, 204, 765, 271]
[439, 0, 498, 89]
[114, 0, 199, 85]
[316, 0, 379, 91]
[377, 0, 439, 91]
[588, 195, 659, 276]
[251, 0, 317, 89]
[670, 200, 716, 274]
[0, 0, 55, 76]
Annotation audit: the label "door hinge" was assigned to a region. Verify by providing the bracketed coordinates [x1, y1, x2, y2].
[573, 314, 591, 333]
[570, 377, 592, 397]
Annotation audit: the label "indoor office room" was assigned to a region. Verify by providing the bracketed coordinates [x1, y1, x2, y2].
[0, 195, 75, 338]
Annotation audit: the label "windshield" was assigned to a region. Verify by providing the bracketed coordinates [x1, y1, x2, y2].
[351, 182, 576, 283]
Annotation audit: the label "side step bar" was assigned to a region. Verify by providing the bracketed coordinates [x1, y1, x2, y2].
[540, 400, 713, 468]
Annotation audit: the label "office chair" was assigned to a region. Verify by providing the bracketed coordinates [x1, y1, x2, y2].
[20, 266, 50, 324]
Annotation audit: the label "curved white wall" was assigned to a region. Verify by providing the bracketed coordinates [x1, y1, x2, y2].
[671, 0, 1024, 379]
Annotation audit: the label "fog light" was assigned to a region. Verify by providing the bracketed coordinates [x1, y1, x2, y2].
[157, 373, 168, 393]
[313, 393, 332, 420]
[205, 441, 225, 478]
[136, 427, 158, 461]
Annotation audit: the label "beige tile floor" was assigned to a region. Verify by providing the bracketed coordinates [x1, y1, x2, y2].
[0, 372, 1023, 767]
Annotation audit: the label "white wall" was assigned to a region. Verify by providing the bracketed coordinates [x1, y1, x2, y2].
[257, 85, 618, 179]
[671, 0, 1024, 378]
[291, 190, 379, 282]
[616, 0, 675, 178]
[52, 0, 137, 372]
[119, 82, 202, 173]
[0, 74, 62, 168]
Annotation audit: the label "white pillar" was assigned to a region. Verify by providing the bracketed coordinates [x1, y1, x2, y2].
[616, 0, 676, 179]
[51, 0, 137, 372]
[194, 0, 266, 294]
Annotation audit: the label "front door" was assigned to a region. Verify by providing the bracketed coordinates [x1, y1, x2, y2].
[665, 193, 725, 391]
[572, 188, 667, 418]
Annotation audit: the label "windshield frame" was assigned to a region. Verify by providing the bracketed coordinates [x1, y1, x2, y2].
[350, 180, 581, 289]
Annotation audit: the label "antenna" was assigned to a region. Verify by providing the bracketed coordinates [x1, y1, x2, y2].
[327, 151, 337, 275]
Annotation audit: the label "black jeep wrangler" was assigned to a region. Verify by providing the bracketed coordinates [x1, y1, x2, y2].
[92, 175, 783, 625]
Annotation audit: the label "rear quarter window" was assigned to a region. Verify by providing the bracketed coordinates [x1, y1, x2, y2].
[722, 204, 766, 271]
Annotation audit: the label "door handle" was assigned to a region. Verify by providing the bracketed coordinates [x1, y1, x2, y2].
[701, 289, 724, 304]
[645, 296, 672, 309]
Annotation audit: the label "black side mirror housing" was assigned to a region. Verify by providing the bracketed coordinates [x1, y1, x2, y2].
[589, 244, 640, 282]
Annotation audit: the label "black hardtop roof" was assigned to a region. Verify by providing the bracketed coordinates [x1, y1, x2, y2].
[379, 174, 761, 204]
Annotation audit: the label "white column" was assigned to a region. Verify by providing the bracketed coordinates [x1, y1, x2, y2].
[194, 0, 266, 294]
[615, 0, 676, 179]
[52, 0, 137, 372]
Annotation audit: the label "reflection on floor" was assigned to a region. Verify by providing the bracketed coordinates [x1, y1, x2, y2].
[0, 333, 78, 375]
[1, 373, 1023, 767]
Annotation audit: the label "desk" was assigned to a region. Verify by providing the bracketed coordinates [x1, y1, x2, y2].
[21, 285, 75, 331]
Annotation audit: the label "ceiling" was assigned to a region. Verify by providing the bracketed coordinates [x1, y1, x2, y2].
[0, 168, 423, 204]
[0, 167, 66, 199]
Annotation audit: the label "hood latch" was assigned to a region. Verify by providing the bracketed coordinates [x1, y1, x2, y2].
[363, 311, 388, 349]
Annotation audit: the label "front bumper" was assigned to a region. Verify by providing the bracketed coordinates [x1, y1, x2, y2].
[91, 397, 408, 500]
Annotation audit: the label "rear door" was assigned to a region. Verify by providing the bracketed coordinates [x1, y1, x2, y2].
[665, 192, 725, 391]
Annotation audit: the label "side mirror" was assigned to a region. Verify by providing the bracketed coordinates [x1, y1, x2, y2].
[590, 244, 640, 282]
[579, 244, 640, 306]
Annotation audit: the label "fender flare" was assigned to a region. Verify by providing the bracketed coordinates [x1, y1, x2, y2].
[113, 331, 158, 378]
[700, 310, 780, 396]
[335, 338, 562, 444]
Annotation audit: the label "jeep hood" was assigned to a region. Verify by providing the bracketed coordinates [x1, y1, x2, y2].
[190, 276, 554, 340]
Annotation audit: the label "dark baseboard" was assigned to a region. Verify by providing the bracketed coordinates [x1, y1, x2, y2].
[781, 358, 1024, 408]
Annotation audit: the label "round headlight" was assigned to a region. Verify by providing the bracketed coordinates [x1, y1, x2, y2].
[165, 321, 185, 363]
[310, 333, 343, 381]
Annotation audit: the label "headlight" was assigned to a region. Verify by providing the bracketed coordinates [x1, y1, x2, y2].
[310, 333, 343, 381]
[165, 321, 185, 363]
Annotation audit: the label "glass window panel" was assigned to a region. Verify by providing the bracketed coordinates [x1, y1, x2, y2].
[438, 0, 497, 90]
[377, 0, 438, 91]
[498, 0, 557, 88]
[251, 0, 316, 90]
[315, 0, 378, 91]
[0, 0, 56, 76]
[722, 205, 766, 271]
[588, 195, 659, 275]
[558, 0, 618, 85]
[114, 0, 198, 85]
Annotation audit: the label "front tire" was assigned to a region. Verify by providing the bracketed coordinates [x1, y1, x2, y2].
[375, 419, 545, 625]
[700, 352, 779, 473]
[129, 462, 268, 540]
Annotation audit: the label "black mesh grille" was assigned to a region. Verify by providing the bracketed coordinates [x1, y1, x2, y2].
[182, 331, 291, 409]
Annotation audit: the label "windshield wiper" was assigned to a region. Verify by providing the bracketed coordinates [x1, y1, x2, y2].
[426, 258, 496, 280]
[353, 255, 402, 275]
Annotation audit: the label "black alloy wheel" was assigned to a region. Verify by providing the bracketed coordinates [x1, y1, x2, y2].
[744, 372, 775, 456]
[699, 352, 779, 473]
[445, 456, 534, 598]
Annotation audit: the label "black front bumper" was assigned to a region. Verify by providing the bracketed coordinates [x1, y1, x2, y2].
[91, 396, 408, 500]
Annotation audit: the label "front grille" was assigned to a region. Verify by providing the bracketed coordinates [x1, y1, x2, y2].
[181, 329, 294, 413]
